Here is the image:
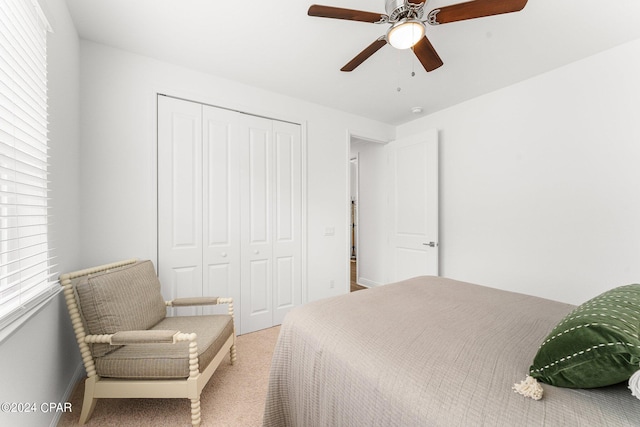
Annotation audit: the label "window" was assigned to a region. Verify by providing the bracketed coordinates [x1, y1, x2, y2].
[0, 0, 55, 327]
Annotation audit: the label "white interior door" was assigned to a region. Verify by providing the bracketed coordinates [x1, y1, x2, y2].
[158, 98, 242, 320]
[388, 129, 439, 282]
[239, 115, 302, 333]
[240, 115, 274, 333]
[201, 105, 241, 316]
[272, 120, 302, 325]
[157, 96, 203, 316]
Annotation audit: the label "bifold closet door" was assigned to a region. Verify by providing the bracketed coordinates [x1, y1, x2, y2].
[158, 96, 241, 317]
[157, 96, 203, 316]
[159, 95, 302, 333]
[240, 115, 302, 333]
[201, 105, 241, 316]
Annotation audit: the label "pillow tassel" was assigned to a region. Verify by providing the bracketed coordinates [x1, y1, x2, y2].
[628, 369, 640, 399]
[513, 375, 543, 400]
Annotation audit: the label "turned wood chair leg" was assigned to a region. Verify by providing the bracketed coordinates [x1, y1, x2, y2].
[230, 343, 237, 365]
[190, 398, 201, 426]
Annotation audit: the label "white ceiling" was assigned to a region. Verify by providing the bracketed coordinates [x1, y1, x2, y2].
[64, 0, 640, 125]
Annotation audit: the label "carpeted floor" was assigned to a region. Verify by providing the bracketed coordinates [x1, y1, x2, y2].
[57, 326, 281, 427]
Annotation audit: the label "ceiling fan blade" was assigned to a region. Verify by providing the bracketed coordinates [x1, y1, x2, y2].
[341, 38, 387, 72]
[308, 5, 387, 23]
[412, 36, 443, 72]
[427, 0, 527, 25]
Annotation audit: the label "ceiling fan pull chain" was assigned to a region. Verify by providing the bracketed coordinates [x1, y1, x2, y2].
[411, 52, 416, 77]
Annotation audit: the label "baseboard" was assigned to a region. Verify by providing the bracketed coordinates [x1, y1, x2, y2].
[49, 363, 85, 427]
[357, 277, 382, 288]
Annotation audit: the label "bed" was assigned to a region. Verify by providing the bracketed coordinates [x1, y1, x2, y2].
[263, 276, 640, 426]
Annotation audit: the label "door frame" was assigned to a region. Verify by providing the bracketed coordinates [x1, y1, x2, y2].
[350, 154, 358, 283]
[345, 130, 390, 292]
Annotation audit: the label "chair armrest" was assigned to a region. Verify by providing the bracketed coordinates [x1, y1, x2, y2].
[85, 331, 202, 378]
[111, 330, 180, 345]
[167, 297, 233, 307]
[84, 330, 197, 345]
[166, 296, 235, 319]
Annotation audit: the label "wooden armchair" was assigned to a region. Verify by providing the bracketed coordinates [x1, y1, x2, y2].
[60, 259, 236, 426]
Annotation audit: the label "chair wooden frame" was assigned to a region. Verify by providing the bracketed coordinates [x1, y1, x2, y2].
[60, 258, 237, 426]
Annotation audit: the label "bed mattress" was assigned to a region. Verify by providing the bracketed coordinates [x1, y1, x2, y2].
[263, 276, 640, 426]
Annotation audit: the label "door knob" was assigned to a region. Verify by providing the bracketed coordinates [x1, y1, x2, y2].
[422, 242, 438, 247]
[221, 252, 227, 257]
[254, 250, 260, 254]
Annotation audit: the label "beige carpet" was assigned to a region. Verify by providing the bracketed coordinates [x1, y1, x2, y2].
[58, 326, 280, 427]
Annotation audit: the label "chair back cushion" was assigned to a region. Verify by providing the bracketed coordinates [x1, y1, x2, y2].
[76, 260, 167, 357]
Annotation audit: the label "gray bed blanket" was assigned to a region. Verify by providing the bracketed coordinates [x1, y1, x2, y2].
[263, 276, 640, 426]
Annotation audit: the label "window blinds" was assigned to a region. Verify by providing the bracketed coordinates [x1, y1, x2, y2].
[0, 0, 55, 324]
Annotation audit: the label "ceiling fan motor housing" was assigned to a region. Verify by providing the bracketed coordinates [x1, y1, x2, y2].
[385, 0, 425, 22]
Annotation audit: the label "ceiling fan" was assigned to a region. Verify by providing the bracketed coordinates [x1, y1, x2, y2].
[308, 0, 528, 72]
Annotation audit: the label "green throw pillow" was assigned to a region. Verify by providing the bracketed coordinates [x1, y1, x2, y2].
[530, 284, 640, 388]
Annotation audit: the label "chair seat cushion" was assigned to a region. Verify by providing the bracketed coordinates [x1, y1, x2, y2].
[95, 314, 234, 379]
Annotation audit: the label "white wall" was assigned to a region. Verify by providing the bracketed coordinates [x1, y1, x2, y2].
[0, 0, 82, 426]
[78, 41, 395, 303]
[350, 141, 387, 287]
[398, 39, 640, 305]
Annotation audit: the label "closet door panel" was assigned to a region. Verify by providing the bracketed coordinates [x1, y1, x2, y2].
[158, 96, 203, 315]
[248, 128, 270, 244]
[206, 263, 231, 311]
[275, 134, 293, 241]
[202, 105, 241, 317]
[249, 258, 270, 314]
[272, 121, 302, 325]
[170, 266, 201, 316]
[275, 256, 294, 309]
[241, 115, 274, 333]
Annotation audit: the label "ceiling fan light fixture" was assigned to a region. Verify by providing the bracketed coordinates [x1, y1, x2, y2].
[387, 19, 425, 50]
